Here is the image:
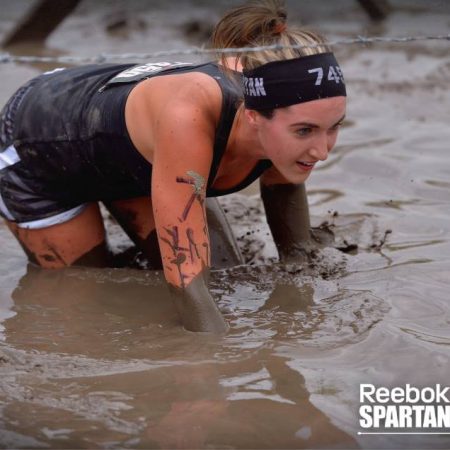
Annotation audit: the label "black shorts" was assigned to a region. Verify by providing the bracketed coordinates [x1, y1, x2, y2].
[0, 74, 89, 229]
[0, 65, 148, 229]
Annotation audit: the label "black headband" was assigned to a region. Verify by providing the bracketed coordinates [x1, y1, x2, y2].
[243, 52, 346, 110]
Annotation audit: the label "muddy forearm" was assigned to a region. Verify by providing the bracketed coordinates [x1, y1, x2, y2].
[159, 225, 228, 333]
[168, 269, 228, 333]
[260, 182, 312, 262]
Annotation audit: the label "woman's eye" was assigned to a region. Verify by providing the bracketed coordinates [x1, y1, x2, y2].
[330, 122, 343, 131]
[296, 127, 312, 136]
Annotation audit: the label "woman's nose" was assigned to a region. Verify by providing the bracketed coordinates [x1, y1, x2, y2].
[308, 135, 330, 161]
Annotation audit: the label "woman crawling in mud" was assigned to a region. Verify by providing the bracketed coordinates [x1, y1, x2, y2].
[0, 1, 346, 333]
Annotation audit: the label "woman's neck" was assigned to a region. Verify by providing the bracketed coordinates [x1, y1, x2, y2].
[227, 105, 266, 162]
[217, 57, 243, 72]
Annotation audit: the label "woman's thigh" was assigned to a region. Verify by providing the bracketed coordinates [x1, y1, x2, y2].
[6, 202, 109, 268]
[104, 196, 244, 270]
[103, 196, 163, 269]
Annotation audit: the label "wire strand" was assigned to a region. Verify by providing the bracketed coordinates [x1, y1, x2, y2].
[0, 34, 448, 65]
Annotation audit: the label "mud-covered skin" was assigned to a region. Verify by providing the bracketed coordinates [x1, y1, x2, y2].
[169, 269, 228, 333]
[260, 182, 332, 263]
[71, 242, 112, 267]
[103, 201, 164, 269]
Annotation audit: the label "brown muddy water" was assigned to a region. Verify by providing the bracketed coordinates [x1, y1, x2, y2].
[0, 1, 449, 449]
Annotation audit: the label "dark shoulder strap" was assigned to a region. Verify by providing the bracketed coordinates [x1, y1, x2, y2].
[200, 65, 242, 190]
[99, 61, 243, 190]
[206, 159, 273, 197]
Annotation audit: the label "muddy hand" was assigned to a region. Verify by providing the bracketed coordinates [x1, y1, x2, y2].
[277, 232, 334, 263]
[169, 269, 229, 333]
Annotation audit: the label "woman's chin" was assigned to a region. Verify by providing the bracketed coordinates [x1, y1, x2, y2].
[284, 169, 311, 184]
[269, 164, 312, 184]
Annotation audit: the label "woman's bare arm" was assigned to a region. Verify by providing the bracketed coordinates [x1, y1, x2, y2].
[150, 83, 228, 332]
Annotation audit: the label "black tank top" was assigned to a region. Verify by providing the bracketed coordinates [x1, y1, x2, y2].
[12, 62, 272, 203]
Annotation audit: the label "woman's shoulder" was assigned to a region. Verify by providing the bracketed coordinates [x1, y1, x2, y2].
[129, 67, 227, 141]
[144, 67, 223, 110]
[125, 65, 226, 159]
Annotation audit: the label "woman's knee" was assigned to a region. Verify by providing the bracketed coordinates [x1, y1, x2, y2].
[6, 203, 108, 268]
[103, 197, 163, 268]
[104, 197, 155, 241]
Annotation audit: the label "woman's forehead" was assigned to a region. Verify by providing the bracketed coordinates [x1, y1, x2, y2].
[277, 96, 346, 122]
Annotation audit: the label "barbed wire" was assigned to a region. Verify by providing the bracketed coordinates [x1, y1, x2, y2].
[0, 34, 448, 65]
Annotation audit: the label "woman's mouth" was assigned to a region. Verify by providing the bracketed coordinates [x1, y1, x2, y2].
[296, 161, 316, 171]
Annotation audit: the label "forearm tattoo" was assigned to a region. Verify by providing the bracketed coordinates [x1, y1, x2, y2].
[186, 228, 200, 263]
[175, 170, 206, 222]
[160, 171, 209, 287]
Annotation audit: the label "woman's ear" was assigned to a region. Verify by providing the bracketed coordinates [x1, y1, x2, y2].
[244, 108, 260, 128]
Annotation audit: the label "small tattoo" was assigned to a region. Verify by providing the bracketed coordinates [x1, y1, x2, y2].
[186, 228, 200, 263]
[160, 226, 189, 287]
[170, 253, 186, 266]
[202, 242, 209, 265]
[176, 170, 206, 221]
